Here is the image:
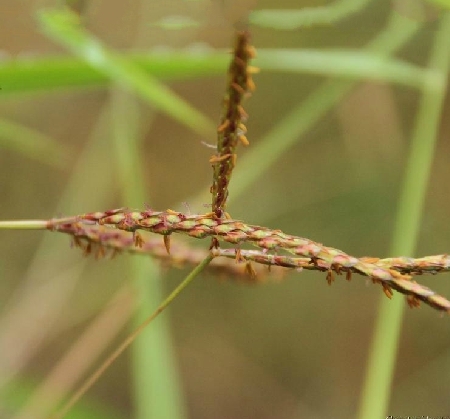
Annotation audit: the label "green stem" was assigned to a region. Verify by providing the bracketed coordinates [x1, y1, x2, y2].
[110, 88, 187, 419]
[0, 220, 48, 229]
[357, 12, 450, 419]
[50, 253, 214, 419]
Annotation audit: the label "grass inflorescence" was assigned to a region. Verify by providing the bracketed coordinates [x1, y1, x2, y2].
[210, 30, 256, 220]
[44, 207, 450, 313]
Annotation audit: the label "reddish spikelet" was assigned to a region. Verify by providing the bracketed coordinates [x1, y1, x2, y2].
[55, 223, 276, 281]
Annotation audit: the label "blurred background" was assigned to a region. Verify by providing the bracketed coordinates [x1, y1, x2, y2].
[1, 0, 450, 418]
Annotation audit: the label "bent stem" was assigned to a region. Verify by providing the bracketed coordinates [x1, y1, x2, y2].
[49, 253, 215, 419]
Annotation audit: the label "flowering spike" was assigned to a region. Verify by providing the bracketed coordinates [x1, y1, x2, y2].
[48, 209, 450, 313]
[210, 30, 255, 220]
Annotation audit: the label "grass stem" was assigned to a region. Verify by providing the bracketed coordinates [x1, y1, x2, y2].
[49, 253, 214, 419]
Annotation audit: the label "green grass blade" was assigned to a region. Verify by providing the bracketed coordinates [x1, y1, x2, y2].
[250, 0, 372, 30]
[37, 9, 215, 138]
[357, 12, 450, 419]
[2, 379, 126, 419]
[0, 118, 71, 169]
[2, 46, 434, 98]
[255, 49, 441, 89]
[0, 53, 228, 96]
[110, 90, 187, 419]
[425, 0, 450, 9]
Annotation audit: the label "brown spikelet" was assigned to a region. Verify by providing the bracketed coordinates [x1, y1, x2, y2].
[210, 30, 255, 220]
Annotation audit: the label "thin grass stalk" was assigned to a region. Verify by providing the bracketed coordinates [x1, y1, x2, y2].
[49, 254, 214, 419]
[11, 286, 134, 419]
[357, 12, 450, 419]
[110, 89, 186, 419]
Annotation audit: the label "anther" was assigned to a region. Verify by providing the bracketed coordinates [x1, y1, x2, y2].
[238, 135, 249, 146]
[163, 235, 171, 254]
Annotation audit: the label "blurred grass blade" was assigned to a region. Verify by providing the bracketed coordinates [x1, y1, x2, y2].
[150, 15, 201, 30]
[3, 379, 126, 419]
[37, 9, 215, 138]
[0, 117, 70, 169]
[0, 52, 228, 96]
[425, 0, 450, 9]
[255, 49, 441, 89]
[357, 12, 450, 419]
[250, 0, 372, 30]
[110, 90, 186, 419]
[2, 47, 433, 97]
